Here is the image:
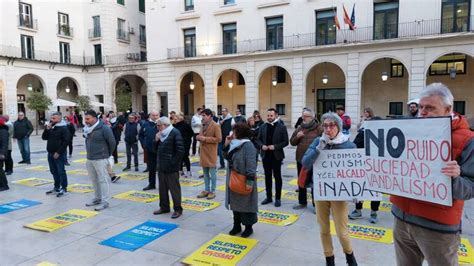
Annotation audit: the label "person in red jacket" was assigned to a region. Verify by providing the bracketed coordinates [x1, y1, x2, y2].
[391, 83, 474, 266]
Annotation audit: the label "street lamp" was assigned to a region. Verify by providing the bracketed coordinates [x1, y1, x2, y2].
[27, 83, 33, 91]
[65, 79, 71, 93]
[381, 72, 388, 81]
[322, 75, 329, 84]
[228, 79, 234, 89]
[272, 77, 277, 87]
[189, 81, 195, 90]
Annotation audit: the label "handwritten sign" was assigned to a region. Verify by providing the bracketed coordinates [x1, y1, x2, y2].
[364, 117, 452, 206]
[313, 149, 381, 201]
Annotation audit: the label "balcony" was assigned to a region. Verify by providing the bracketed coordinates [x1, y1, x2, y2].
[17, 15, 38, 31]
[167, 16, 474, 59]
[117, 29, 130, 42]
[57, 24, 74, 38]
[0, 45, 97, 66]
[88, 27, 102, 39]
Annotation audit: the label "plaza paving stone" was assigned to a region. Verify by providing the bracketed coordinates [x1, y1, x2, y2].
[0, 133, 472, 266]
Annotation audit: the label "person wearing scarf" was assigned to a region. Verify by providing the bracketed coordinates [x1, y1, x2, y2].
[302, 112, 358, 266]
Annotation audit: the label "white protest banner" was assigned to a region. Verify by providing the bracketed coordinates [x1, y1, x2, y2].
[313, 149, 382, 201]
[364, 117, 452, 206]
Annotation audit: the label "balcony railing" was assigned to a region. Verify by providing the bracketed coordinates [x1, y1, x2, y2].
[167, 16, 474, 59]
[17, 15, 38, 30]
[57, 24, 74, 37]
[89, 27, 102, 39]
[117, 29, 130, 42]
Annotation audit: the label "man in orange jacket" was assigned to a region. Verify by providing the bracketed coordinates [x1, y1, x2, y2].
[391, 83, 474, 265]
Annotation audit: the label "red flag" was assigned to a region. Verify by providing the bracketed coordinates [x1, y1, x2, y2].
[334, 9, 341, 30]
[343, 4, 355, 30]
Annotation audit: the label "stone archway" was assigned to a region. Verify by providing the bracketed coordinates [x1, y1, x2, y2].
[216, 69, 246, 116]
[180, 71, 205, 116]
[258, 66, 292, 123]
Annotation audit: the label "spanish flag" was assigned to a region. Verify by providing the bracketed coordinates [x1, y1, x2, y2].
[343, 4, 355, 30]
[334, 9, 341, 30]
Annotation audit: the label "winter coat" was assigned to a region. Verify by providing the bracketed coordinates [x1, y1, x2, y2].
[13, 118, 33, 139]
[85, 121, 116, 160]
[174, 120, 194, 152]
[0, 125, 9, 158]
[256, 121, 289, 161]
[41, 121, 71, 154]
[199, 121, 222, 167]
[138, 120, 158, 153]
[156, 128, 185, 173]
[290, 120, 322, 162]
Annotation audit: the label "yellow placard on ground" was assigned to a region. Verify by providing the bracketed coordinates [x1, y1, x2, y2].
[37, 262, 58, 266]
[197, 169, 204, 175]
[182, 233, 258, 266]
[118, 152, 125, 158]
[217, 169, 226, 177]
[217, 185, 265, 193]
[180, 179, 204, 187]
[67, 169, 89, 176]
[190, 157, 200, 163]
[13, 178, 53, 187]
[79, 151, 87, 155]
[72, 158, 88, 164]
[68, 184, 94, 193]
[25, 165, 49, 172]
[258, 210, 299, 226]
[459, 238, 474, 265]
[288, 179, 298, 186]
[287, 163, 297, 169]
[330, 221, 393, 244]
[113, 190, 160, 203]
[119, 172, 148, 181]
[280, 189, 312, 201]
[24, 209, 98, 232]
[362, 201, 392, 212]
[179, 198, 220, 212]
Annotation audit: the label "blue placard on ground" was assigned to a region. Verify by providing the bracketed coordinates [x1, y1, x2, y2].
[0, 199, 42, 214]
[99, 220, 178, 251]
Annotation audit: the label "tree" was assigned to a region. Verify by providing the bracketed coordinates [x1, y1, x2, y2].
[115, 83, 132, 112]
[75, 95, 92, 112]
[26, 91, 52, 135]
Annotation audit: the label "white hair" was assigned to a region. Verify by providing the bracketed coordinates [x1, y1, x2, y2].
[302, 108, 314, 117]
[158, 116, 171, 126]
[420, 83, 454, 109]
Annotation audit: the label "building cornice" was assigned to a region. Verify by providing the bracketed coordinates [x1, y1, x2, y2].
[213, 8, 243, 16]
[257, 1, 290, 9]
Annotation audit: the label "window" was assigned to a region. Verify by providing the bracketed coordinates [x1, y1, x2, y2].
[391, 59, 404, 77]
[442, 0, 470, 33]
[58, 12, 70, 36]
[373, 1, 399, 40]
[117, 0, 124, 5]
[275, 104, 286, 115]
[19, 2, 33, 28]
[453, 101, 466, 115]
[315, 10, 336, 45]
[238, 73, 245, 85]
[139, 0, 145, 12]
[316, 89, 345, 119]
[277, 67, 286, 83]
[429, 53, 466, 75]
[117, 18, 128, 41]
[389, 102, 403, 116]
[184, 28, 196, 57]
[92, 16, 101, 38]
[140, 51, 147, 62]
[224, 0, 235, 5]
[139, 25, 146, 44]
[237, 104, 246, 115]
[185, 0, 194, 11]
[266, 16, 283, 50]
[222, 23, 237, 54]
[59, 42, 70, 64]
[20, 35, 34, 59]
[94, 44, 102, 65]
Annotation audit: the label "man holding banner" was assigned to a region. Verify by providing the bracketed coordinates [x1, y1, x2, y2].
[366, 84, 474, 265]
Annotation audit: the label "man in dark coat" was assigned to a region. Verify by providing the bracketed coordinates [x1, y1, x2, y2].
[42, 112, 71, 197]
[0, 117, 10, 191]
[123, 113, 140, 172]
[139, 111, 159, 190]
[174, 114, 194, 177]
[153, 117, 185, 219]
[256, 108, 289, 207]
[13, 112, 33, 164]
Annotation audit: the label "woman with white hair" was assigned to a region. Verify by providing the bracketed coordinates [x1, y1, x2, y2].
[302, 112, 358, 266]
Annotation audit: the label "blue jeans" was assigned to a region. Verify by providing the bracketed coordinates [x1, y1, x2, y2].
[48, 152, 68, 190]
[203, 167, 216, 193]
[17, 137, 30, 162]
[218, 142, 225, 168]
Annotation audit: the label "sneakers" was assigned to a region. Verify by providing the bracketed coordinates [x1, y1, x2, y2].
[94, 201, 109, 211]
[348, 209, 362, 220]
[111, 175, 121, 183]
[56, 188, 67, 197]
[197, 191, 209, 198]
[85, 199, 102, 207]
[369, 211, 378, 224]
[46, 188, 59, 195]
[207, 192, 216, 200]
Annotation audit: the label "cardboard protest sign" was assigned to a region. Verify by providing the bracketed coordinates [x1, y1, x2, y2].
[13, 178, 53, 187]
[100, 220, 178, 251]
[113, 190, 160, 203]
[459, 238, 474, 264]
[0, 199, 41, 214]
[330, 220, 393, 244]
[313, 149, 382, 201]
[24, 209, 98, 232]
[364, 117, 452, 206]
[179, 198, 220, 212]
[68, 184, 94, 193]
[257, 210, 299, 226]
[182, 234, 258, 265]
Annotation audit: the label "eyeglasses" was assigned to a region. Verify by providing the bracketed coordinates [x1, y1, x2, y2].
[322, 123, 337, 129]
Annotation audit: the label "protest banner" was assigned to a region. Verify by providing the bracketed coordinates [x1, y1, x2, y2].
[364, 117, 452, 206]
[113, 191, 160, 203]
[100, 220, 178, 251]
[178, 198, 220, 212]
[180, 179, 205, 187]
[119, 172, 148, 181]
[217, 185, 265, 193]
[182, 234, 258, 266]
[13, 178, 52, 187]
[25, 165, 49, 172]
[257, 210, 299, 226]
[363, 201, 392, 212]
[313, 149, 382, 201]
[68, 184, 94, 193]
[24, 209, 98, 232]
[330, 221, 393, 244]
[0, 199, 41, 214]
[459, 238, 474, 264]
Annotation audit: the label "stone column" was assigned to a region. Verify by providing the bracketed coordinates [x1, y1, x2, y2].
[346, 53, 360, 129]
[292, 57, 304, 126]
[245, 61, 257, 116]
[409, 48, 426, 100]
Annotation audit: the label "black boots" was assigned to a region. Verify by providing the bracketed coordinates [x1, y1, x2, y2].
[325, 256, 335, 266]
[241, 225, 253, 238]
[346, 252, 358, 266]
[229, 215, 242, 235]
